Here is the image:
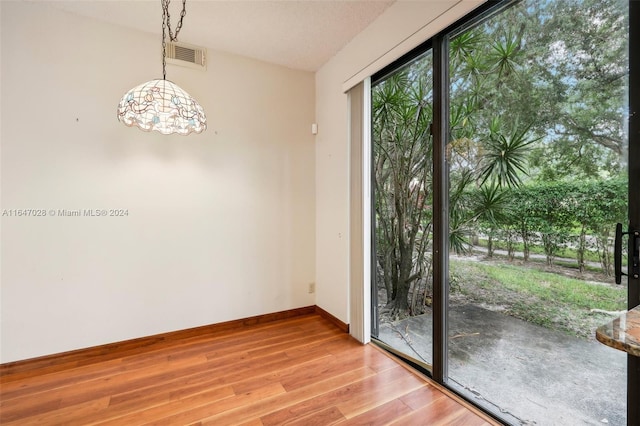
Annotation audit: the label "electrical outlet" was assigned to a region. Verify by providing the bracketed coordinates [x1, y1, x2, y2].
[308, 282, 315, 294]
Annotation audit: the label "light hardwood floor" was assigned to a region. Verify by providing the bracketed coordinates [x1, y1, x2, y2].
[0, 314, 499, 425]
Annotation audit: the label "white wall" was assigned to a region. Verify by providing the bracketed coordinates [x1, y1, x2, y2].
[315, 0, 484, 324]
[0, 2, 316, 363]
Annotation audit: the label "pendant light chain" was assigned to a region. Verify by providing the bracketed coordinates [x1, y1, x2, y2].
[162, 4, 167, 80]
[161, 0, 187, 80]
[164, 0, 187, 42]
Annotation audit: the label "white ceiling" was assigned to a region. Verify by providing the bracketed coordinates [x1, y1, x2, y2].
[43, 0, 396, 71]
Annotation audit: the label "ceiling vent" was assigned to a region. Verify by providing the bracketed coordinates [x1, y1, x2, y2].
[165, 41, 207, 71]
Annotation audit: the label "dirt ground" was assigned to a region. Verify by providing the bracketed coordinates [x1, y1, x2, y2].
[448, 255, 625, 340]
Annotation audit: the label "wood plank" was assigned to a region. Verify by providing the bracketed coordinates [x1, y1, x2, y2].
[96, 384, 240, 425]
[399, 385, 446, 410]
[0, 396, 62, 423]
[105, 383, 285, 426]
[2, 397, 111, 426]
[285, 405, 346, 426]
[207, 367, 380, 425]
[340, 398, 413, 425]
[391, 393, 481, 426]
[335, 371, 426, 418]
[259, 366, 412, 425]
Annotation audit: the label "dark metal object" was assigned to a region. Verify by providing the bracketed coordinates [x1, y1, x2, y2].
[432, 33, 449, 384]
[614, 224, 640, 284]
[628, 0, 640, 422]
[161, 0, 187, 80]
[615, 223, 625, 284]
[163, 0, 187, 42]
[370, 81, 379, 339]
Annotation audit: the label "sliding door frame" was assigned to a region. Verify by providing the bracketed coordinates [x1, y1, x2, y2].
[627, 1, 639, 422]
[431, 32, 449, 384]
[371, 0, 639, 423]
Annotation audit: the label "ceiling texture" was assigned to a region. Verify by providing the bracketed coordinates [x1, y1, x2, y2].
[43, 0, 396, 71]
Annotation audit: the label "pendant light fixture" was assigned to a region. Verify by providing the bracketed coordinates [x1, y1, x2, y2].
[117, 0, 206, 135]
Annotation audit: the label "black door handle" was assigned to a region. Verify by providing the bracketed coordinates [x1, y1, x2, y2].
[634, 230, 640, 280]
[615, 223, 624, 284]
[615, 223, 640, 284]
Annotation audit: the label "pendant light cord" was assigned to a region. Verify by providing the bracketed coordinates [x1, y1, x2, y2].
[161, 0, 187, 80]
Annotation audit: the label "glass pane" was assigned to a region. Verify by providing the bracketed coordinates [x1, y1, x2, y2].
[447, 0, 629, 424]
[372, 51, 434, 367]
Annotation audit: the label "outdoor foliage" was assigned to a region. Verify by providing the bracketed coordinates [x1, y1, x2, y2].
[373, 0, 628, 318]
[373, 61, 434, 317]
[469, 178, 628, 273]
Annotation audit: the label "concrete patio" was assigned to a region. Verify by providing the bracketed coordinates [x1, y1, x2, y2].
[378, 304, 626, 425]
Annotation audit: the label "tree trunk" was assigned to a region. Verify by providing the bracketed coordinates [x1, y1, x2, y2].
[543, 234, 553, 266]
[596, 232, 612, 276]
[521, 226, 530, 262]
[577, 225, 586, 273]
[392, 277, 410, 312]
[487, 235, 494, 258]
[507, 230, 515, 261]
[409, 279, 419, 315]
[378, 253, 394, 304]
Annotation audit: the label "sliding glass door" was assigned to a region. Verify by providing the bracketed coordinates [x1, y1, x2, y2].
[370, 0, 636, 424]
[371, 50, 435, 367]
[446, 1, 630, 423]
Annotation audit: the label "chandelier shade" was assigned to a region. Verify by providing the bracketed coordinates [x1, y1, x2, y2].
[117, 79, 206, 135]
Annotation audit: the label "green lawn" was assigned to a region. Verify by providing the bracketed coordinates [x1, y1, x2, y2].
[450, 258, 627, 338]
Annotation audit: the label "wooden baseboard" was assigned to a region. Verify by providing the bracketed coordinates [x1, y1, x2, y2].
[315, 305, 350, 333]
[1, 305, 327, 381]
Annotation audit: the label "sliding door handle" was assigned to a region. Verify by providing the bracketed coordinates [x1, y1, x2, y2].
[615, 224, 624, 284]
[634, 229, 640, 281]
[615, 223, 640, 284]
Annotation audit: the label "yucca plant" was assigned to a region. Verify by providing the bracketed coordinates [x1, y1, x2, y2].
[479, 119, 539, 188]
